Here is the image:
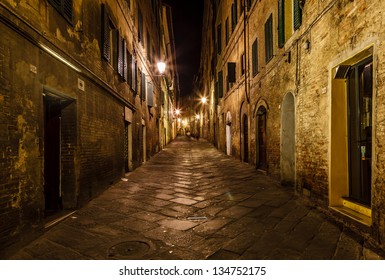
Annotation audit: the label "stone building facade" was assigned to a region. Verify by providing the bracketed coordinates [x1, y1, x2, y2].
[0, 0, 178, 256]
[199, 0, 385, 250]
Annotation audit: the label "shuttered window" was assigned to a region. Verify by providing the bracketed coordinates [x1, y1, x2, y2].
[231, 0, 238, 32]
[217, 24, 222, 55]
[215, 81, 219, 104]
[225, 17, 229, 45]
[247, 0, 254, 11]
[252, 38, 258, 76]
[147, 81, 154, 107]
[218, 71, 224, 98]
[48, 0, 73, 23]
[138, 9, 143, 44]
[228, 62, 236, 83]
[264, 14, 273, 63]
[141, 70, 146, 101]
[117, 33, 126, 78]
[131, 57, 137, 93]
[278, 0, 285, 48]
[128, 51, 133, 87]
[101, 4, 111, 62]
[123, 44, 128, 81]
[294, 0, 302, 30]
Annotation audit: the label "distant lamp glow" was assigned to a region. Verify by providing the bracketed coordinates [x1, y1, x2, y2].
[196, 114, 200, 120]
[201, 97, 207, 104]
[157, 62, 166, 74]
[175, 109, 181, 115]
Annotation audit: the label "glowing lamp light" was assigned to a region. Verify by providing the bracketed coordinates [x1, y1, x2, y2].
[202, 97, 207, 104]
[157, 62, 166, 74]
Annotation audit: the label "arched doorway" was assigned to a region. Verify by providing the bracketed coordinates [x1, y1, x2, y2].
[243, 114, 249, 162]
[226, 111, 232, 155]
[281, 93, 295, 186]
[256, 106, 267, 170]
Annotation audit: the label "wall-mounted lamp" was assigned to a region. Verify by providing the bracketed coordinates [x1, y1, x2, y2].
[157, 62, 166, 75]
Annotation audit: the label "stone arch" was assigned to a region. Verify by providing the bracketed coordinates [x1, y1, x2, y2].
[280, 92, 295, 186]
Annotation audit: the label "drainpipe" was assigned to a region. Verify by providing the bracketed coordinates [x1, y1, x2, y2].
[243, 0, 250, 104]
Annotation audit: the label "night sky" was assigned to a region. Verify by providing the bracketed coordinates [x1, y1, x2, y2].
[163, 0, 204, 96]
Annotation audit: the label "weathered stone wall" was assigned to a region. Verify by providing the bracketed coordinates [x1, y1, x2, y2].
[201, 0, 385, 249]
[0, 0, 167, 256]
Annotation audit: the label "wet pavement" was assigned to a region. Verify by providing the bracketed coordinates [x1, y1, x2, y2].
[9, 136, 384, 260]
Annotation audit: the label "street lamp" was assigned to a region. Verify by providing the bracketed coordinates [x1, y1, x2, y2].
[157, 61, 166, 75]
[201, 97, 207, 104]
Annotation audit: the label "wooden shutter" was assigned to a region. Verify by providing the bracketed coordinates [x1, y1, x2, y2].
[215, 80, 219, 103]
[141, 70, 146, 101]
[228, 62, 236, 83]
[264, 14, 273, 62]
[218, 71, 223, 98]
[127, 51, 132, 86]
[48, 0, 72, 23]
[252, 38, 258, 76]
[294, 0, 302, 30]
[63, 0, 73, 22]
[117, 33, 124, 77]
[101, 4, 111, 62]
[138, 9, 143, 44]
[131, 57, 137, 92]
[231, 3, 236, 32]
[147, 81, 154, 107]
[278, 0, 285, 48]
[123, 41, 128, 81]
[217, 24, 222, 55]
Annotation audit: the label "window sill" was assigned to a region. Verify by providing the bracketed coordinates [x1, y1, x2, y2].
[330, 199, 372, 226]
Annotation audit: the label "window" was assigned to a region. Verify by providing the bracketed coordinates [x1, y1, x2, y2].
[278, 0, 285, 48]
[127, 50, 133, 87]
[138, 9, 143, 44]
[131, 56, 137, 93]
[146, 31, 151, 60]
[141, 70, 146, 101]
[225, 17, 229, 45]
[147, 81, 154, 107]
[101, 4, 114, 63]
[227, 62, 236, 91]
[241, 53, 245, 76]
[294, 0, 302, 30]
[218, 71, 224, 98]
[117, 33, 127, 79]
[231, 0, 238, 32]
[252, 38, 258, 76]
[228, 62, 236, 83]
[48, 0, 73, 23]
[217, 24, 222, 55]
[264, 14, 273, 63]
[247, 0, 254, 11]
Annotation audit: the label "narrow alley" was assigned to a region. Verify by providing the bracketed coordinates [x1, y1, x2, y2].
[9, 137, 383, 260]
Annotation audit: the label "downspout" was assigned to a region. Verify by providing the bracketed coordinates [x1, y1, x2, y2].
[243, 0, 250, 104]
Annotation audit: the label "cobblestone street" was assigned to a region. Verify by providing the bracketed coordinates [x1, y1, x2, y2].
[9, 136, 384, 260]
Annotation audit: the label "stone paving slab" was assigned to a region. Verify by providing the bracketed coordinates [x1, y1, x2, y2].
[7, 136, 385, 260]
